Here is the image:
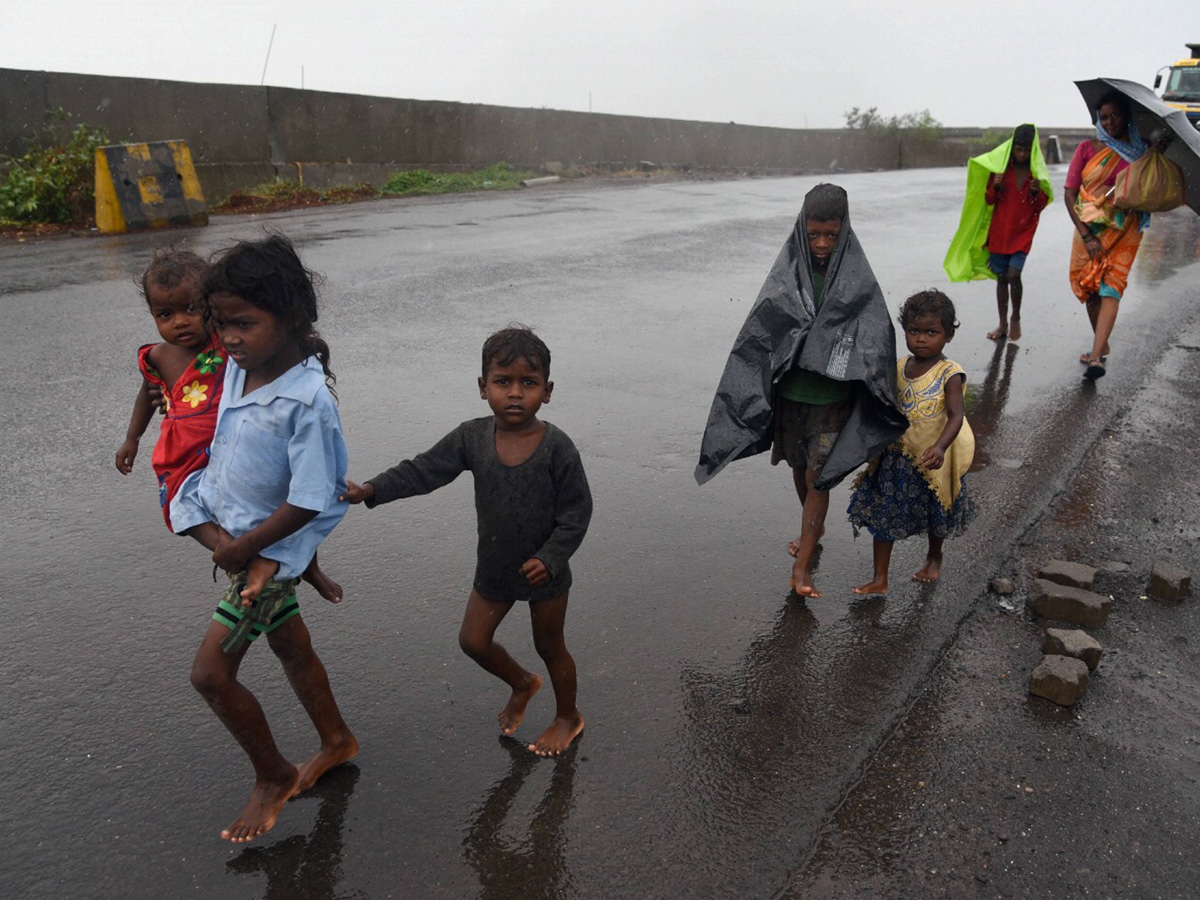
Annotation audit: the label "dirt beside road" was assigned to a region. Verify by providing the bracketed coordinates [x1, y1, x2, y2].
[789, 326, 1200, 898]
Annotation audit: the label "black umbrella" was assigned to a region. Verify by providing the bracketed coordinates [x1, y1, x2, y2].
[1075, 77, 1200, 214]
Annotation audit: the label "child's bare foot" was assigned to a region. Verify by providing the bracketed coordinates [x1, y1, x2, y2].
[221, 766, 301, 843]
[500, 673, 543, 734]
[913, 555, 943, 583]
[241, 557, 281, 605]
[529, 711, 585, 757]
[302, 566, 344, 604]
[1008, 316, 1022, 341]
[852, 577, 889, 595]
[295, 732, 359, 794]
[986, 325, 1007, 341]
[790, 558, 822, 597]
[787, 532, 824, 558]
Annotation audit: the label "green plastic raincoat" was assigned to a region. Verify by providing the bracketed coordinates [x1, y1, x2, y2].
[943, 130, 1055, 282]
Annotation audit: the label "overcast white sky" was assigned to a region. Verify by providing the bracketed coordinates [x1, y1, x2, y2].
[4, 1, 1199, 129]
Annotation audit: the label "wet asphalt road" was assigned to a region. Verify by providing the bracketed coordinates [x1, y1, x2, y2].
[2, 169, 1199, 899]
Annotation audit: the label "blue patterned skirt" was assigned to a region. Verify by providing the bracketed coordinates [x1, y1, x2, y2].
[847, 448, 976, 543]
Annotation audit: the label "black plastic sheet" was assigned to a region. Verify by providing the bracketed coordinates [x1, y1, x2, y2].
[694, 186, 907, 490]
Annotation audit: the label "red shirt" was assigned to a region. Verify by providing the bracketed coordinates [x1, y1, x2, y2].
[986, 166, 1048, 254]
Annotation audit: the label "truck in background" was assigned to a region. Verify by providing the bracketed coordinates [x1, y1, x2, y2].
[1155, 43, 1200, 130]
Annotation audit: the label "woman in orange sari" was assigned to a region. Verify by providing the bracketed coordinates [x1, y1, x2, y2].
[1064, 91, 1149, 380]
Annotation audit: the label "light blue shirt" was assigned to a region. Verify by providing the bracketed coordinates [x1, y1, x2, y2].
[171, 356, 349, 580]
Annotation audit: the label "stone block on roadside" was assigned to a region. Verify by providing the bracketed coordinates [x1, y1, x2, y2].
[1027, 579, 1111, 627]
[1036, 560, 1097, 590]
[991, 577, 1015, 595]
[1149, 562, 1191, 601]
[1043, 628, 1103, 671]
[1029, 655, 1090, 706]
[543, 161, 564, 175]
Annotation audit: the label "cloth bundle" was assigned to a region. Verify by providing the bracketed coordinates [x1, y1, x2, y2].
[1113, 149, 1186, 213]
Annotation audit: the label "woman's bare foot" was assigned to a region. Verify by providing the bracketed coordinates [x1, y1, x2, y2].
[913, 555, 943, 583]
[529, 711, 585, 757]
[790, 558, 822, 597]
[987, 325, 1008, 341]
[1008, 316, 1022, 341]
[301, 565, 344, 604]
[499, 674, 543, 734]
[852, 577, 889, 595]
[294, 732, 359, 795]
[222, 766, 301, 843]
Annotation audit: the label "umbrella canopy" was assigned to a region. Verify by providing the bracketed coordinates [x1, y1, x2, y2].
[1075, 77, 1200, 214]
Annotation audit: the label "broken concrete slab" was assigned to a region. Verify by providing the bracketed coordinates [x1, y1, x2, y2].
[1027, 578, 1111, 627]
[1149, 562, 1191, 601]
[1036, 560, 1097, 590]
[1029, 655, 1090, 706]
[1043, 628, 1103, 671]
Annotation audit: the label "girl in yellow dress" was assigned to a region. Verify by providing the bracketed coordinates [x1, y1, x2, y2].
[848, 290, 976, 593]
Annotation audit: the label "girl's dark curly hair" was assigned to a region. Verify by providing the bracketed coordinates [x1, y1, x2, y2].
[202, 234, 335, 391]
[899, 289, 958, 337]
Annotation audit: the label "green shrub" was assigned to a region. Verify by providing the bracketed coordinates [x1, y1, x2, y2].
[0, 111, 110, 224]
[381, 163, 534, 196]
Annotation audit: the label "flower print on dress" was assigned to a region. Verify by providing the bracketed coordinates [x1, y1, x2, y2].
[181, 380, 210, 409]
[194, 350, 224, 375]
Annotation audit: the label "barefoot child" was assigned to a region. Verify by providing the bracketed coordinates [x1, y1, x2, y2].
[848, 290, 976, 593]
[170, 235, 358, 842]
[116, 248, 341, 603]
[695, 183, 907, 597]
[944, 124, 1053, 342]
[342, 326, 591, 757]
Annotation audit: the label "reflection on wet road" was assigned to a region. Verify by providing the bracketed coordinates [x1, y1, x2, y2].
[2, 171, 1198, 899]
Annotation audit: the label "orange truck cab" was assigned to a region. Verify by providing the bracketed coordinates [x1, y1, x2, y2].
[1155, 43, 1200, 130]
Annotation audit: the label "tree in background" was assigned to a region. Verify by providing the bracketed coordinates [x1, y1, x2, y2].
[844, 107, 943, 140]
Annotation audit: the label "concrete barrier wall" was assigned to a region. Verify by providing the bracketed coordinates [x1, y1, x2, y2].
[0, 68, 1092, 201]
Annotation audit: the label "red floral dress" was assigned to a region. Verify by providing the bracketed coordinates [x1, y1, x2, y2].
[138, 334, 226, 530]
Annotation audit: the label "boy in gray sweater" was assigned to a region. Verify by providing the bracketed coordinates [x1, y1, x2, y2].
[342, 327, 591, 756]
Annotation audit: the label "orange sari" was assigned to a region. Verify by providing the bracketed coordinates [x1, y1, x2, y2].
[1069, 146, 1143, 302]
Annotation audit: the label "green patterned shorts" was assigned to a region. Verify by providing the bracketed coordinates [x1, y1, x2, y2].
[213, 571, 301, 653]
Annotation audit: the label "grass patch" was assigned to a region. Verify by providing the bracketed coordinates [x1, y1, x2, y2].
[381, 163, 536, 197]
[214, 163, 535, 214]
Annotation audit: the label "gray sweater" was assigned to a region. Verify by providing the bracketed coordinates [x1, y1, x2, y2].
[366, 417, 592, 602]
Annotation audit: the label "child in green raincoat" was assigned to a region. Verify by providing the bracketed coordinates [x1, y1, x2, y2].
[944, 124, 1054, 342]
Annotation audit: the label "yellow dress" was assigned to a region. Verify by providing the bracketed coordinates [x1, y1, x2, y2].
[895, 357, 975, 509]
[847, 357, 976, 541]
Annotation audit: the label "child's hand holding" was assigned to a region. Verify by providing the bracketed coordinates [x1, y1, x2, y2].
[115, 438, 139, 474]
[991, 173, 1004, 190]
[213, 534, 254, 574]
[147, 383, 168, 415]
[920, 446, 945, 470]
[340, 480, 375, 504]
[520, 558, 551, 587]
